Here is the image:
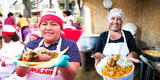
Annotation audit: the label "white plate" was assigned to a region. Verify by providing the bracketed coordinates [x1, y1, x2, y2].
[95, 57, 134, 80]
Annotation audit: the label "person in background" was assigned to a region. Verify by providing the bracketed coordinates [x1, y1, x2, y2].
[0, 13, 2, 25]
[29, 31, 41, 41]
[4, 12, 16, 26]
[63, 10, 76, 29]
[17, 14, 30, 43]
[0, 13, 2, 37]
[0, 25, 24, 80]
[23, 30, 41, 45]
[15, 9, 81, 80]
[91, 8, 140, 80]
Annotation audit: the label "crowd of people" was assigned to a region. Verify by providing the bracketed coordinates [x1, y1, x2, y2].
[0, 9, 82, 45]
[0, 8, 142, 80]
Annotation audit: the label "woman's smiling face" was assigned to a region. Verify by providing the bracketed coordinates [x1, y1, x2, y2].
[108, 16, 122, 32]
[40, 20, 62, 43]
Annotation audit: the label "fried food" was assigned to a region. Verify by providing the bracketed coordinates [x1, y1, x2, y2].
[37, 54, 51, 62]
[102, 54, 133, 78]
[107, 58, 116, 67]
[112, 54, 120, 61]
[102, 64, 133, 78]
[17, 47, 69, 67]
[107, 54, 120, 67]
[18, 48, 58, 62]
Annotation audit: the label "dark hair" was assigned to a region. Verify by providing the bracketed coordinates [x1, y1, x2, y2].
[8, 12, 14, 17]
[11, 32, 19, 41]
[19, 14, 23, 18]
[63, 11, 71, 16]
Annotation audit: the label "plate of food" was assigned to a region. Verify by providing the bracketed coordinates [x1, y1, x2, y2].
[96, 54, 134, 80]
[16, 47, 69, 68]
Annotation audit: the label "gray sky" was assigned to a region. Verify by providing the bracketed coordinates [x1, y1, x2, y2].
[0, 0, 17, 5]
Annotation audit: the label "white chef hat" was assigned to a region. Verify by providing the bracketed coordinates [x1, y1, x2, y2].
[39, 9, 64, 29]
[2, 25, 16, 35]
[108, 8, 124, 20]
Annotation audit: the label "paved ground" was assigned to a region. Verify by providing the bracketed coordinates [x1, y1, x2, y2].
[75, 67, 103, 80]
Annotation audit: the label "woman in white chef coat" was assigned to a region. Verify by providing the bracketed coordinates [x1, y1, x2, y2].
[0, 25, 24, 80]
[91, 8, 140, 66]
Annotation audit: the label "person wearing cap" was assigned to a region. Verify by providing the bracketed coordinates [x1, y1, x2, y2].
[0, 25, 24, 80]
[91, 8, 140, 79]
[4, 12, 16, 26]
[0, 13, 2, 25]
[63, 10, 76, 29]
[22, 30, 42, 45]
[29, 31, 42, 41]
[15, 9, 81, 80]
[17, 14, 30, 43]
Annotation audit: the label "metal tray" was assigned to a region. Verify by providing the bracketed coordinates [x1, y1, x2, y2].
[142, 47, 160, 61]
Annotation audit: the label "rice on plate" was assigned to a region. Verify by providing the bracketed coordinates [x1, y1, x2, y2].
[96, 54, 134, 80]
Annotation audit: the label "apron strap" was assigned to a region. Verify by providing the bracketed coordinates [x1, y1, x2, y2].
[38, 38, 62, 52]
[38, 39, 44, 47]
[106, 30, 110, 44]
[51, 67, 58, 78]
[121, 30, 128, 46]
[107, 30, 127, 44]
[56, 38, 62, 52]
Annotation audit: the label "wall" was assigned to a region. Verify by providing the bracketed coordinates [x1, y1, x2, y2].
[85, 0, 109, 34]
[85, 0, 139, 33]
[84, 0, 160, 48]
[139, 0, 160, 47]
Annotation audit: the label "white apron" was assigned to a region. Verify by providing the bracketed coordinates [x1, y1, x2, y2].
[26, 38, 64, 80]
[102, 30, 134, 80]
[0, 41, 24, 80]
[103, 30, 129, 57]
